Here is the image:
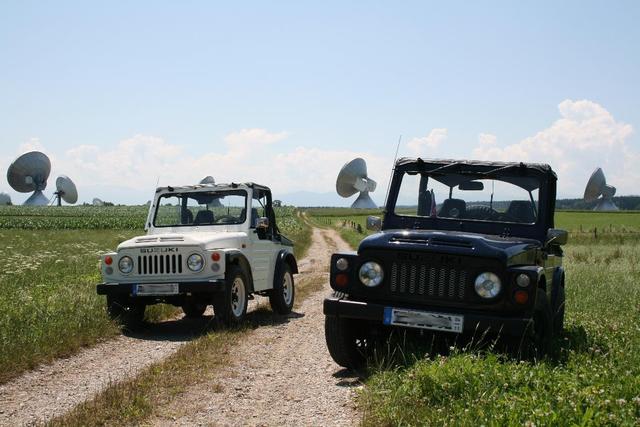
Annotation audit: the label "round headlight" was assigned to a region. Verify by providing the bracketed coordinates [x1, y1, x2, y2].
[336, 257, 349, 271]
[359, 261, 384, 287]
[516, 273, 531, 288]
[474, 272, 502, 298]
[187, 253, 204, 272]
[118, 256, 134, 274]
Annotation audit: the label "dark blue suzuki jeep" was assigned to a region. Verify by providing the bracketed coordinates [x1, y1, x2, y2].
[324, 158, 568, 368]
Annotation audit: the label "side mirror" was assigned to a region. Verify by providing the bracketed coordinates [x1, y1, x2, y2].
[367, 216, 382, 231]
[256, 217, 269, 229]
[546, 228, 568, 246]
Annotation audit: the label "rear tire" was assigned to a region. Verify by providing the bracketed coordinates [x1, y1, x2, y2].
[269, 264, 295, 314]
[182, 300, 207, 318]
[213, 265, 248, 326]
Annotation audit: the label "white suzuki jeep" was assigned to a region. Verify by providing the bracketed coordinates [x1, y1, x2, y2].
[97, 182, 298, 327]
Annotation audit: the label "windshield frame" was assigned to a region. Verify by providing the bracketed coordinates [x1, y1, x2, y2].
[393, 172, 540, 225]
[384, 159, 557, 242]
[152, 189, 249, 228]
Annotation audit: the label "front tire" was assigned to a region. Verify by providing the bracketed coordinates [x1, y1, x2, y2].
[325, 316, 372, 370]
[213, 265, 249, 326]
[552, 285, 565, 335]
[269, 264, 295, 314]
[107, 296, 145, 328]
[520, 290, 554, 359]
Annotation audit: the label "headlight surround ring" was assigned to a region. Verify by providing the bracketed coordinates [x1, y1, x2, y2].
[474, 272, 502, 299]
[358, 261, 384, 287]
[187, 253, 205, 272]
[118, 256, 134, 274]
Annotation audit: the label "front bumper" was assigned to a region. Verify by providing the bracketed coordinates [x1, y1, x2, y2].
[97, 280, 225, 297]
[323, 296, 533, 337]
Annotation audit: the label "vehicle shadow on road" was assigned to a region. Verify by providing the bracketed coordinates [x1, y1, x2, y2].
[123, 306, 306, 342]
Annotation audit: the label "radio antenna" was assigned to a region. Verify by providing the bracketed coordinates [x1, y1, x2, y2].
[383, 135, 402, 208]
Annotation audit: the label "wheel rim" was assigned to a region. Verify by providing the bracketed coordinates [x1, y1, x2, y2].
[282, 272, 293, 305]
[231, 277, 246, 317]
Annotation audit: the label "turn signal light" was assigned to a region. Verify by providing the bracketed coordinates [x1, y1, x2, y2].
[514, 290, 529, 304]
[335, 273, 349, 287]
[211, 252, 221, 262]
[104, 256, 113, 266]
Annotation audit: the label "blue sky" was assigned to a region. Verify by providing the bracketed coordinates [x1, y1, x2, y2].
[1, 1, 639, 205]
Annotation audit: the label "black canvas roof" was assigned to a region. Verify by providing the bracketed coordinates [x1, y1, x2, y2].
[395, 157, 557, 180]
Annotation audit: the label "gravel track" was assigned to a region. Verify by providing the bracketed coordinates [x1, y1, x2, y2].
[150, 227, 360, 427]
[0, 227, 358, 426]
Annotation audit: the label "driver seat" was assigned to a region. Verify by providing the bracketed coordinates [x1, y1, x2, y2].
[193, 210, 214, 225]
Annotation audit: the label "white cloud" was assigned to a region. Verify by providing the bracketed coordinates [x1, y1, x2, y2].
[472, 99, 636, 197]
[5, 129, 388, 204]
[407, 128, 448, 155]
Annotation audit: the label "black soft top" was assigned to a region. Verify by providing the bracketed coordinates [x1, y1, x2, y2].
[395, 157, 557, 180]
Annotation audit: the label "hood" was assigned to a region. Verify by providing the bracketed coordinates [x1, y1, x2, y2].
[117, 231, 248, 251]
[359, 229, 541, 264]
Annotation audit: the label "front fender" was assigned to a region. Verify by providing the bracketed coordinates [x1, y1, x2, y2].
[273, 250, 298, 288]
[225, 250, 254, 293]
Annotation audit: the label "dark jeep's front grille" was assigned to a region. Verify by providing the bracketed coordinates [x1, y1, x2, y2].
[389, 262, 468, 301]
[137, 254, 183, 275]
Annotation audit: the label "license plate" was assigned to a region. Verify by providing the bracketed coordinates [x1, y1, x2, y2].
[135, 283, 179, 296]
[383, 307, 464, 333]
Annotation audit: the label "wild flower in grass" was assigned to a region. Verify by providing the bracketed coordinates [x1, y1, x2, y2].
[632, 396, 640, 405]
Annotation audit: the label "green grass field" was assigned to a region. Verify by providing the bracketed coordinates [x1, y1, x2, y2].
[0, 206, 310, 384]
[307, 208, 640, 425]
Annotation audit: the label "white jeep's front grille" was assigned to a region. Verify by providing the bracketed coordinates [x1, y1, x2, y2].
[137, 254, 183, 275]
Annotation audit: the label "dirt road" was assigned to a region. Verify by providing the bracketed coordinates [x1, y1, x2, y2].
[0, 227, 358, 426]
[151, 227, 359, 426]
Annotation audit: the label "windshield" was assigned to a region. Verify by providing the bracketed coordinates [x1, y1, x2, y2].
[393, 172, 540, 224]
[153, 190, 248, 227]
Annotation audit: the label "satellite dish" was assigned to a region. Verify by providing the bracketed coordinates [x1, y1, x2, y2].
[7, 151, 51, 206]
[0, 192, 11, 205]
[92, 198, 104, 206]
[54, 175, 78, 205]
[336, 158, 378, 209]
[583, 168, 619, 211]
[199, 176, 222, 207]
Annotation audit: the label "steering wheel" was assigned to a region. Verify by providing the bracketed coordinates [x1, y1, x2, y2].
[466, 205, 500, 221]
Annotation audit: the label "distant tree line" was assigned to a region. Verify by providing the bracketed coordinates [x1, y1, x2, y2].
[556, 196, 640, 211]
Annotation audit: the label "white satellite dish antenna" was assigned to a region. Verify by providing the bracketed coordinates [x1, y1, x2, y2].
[336, 158, 378, 209]
[583, 168, 619, 211]
[199, 176, 222, 207]
[0, 192, 11, 205]
[7, 151, 51, 206]
[92, 198, 104, 206]
[54, 175, 78, 206]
